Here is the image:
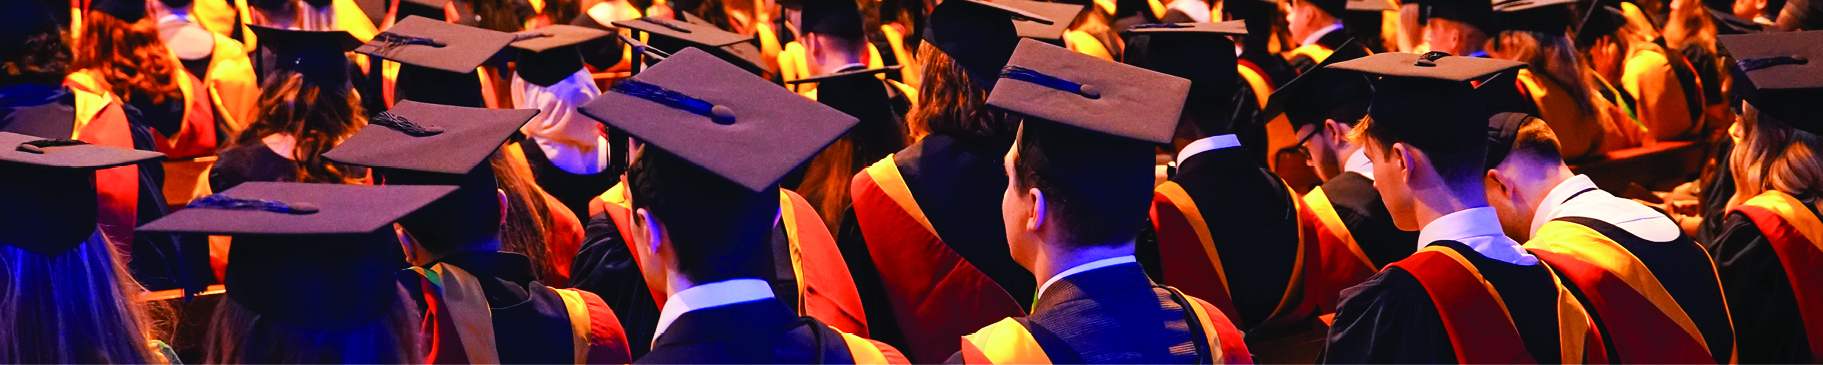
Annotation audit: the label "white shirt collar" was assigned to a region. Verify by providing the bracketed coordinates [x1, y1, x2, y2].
[1038, 255, 1137, 299]
[1529, 175, 1682, 242]
[1300, 23, 1344, 49]
[1343, 147, 1374, 180]
[1417, 207, 1538, 265]
[1175, 134, 1241, 166]
[651, 278, 775, 347]
[1529, 174, 1600, 238]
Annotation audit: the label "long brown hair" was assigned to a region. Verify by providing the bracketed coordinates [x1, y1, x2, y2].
[1730, 103, 1823, 207]
[905, 43, 1013, 148]
[1664, 0, 1719, 54]
[203, 286, 422, 364]
[491, 147, 563, 284]
[72, 11, 183, 104]
[1490, 30, 1601, 117]
[1, 30, 72, 86]
[234, 73, 368, 184]
[0, 232, 170, 363]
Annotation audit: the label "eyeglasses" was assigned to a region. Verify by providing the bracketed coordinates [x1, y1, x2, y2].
[1291, 128, 1318, 161]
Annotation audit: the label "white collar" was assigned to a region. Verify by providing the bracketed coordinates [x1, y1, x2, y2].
[651, 278, 775, 347]
[1529, 175, 1599, 238]
[1343, 147, 1374, 180]
[1175, 134, 1241, 166]
[1038, 255, 1137, 299]
[1418, 207, 1538, 265]
[1529, 175, 1682, 242]
[1301, 23, 1344, 49]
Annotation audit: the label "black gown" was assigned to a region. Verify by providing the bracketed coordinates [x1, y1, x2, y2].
[1706, 202, 1820, 364]
[1154, 145, 1304, 332]
[1289, 29, 1352, 74]
[1321, 241, 1566, 364]
[637, 299, 874, 364]
[944, 263, 1208, 364]
[419, 251, 597, 364]
[1317, 171, 1419, 267]
[208, 141, 368, 192]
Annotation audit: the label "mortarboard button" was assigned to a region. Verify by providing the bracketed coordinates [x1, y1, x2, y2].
[1719, 30, 1823, 135]
[322, 100, 538, 175]
[1326, 51, 1528, 152]
[0, 132, 164, 255]
[578, 47, 859, 192]
[510, 24, 612, 87]
[998, 0, 1087, 45]
[923, 0, 1054, 89]
[988, 38, 1191, 144]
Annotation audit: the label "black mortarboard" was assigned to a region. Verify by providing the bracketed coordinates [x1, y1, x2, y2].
[1327, 51, 1528, 153]
[1264, 39, 1373, 130]
[1, 1, 59, 60]
[138, 182, 453, 333]
[1306, 0, 1348, 17]
[923, 0, 1053, 89]
[800, 0, 867, 40]
[1574, 4, 1625, 48]
[787, 66, 902, 141]
[613, 14, 775, 76]
[1719, 31, 1823, 135]
[1484, 111, 1532, 169]
[510, 25, 611, 87]
[323, 101, 539, 175]
[1347, 0, 1395, 12]
[999, 0, 1087, 45]
[1424, 0, 1496, 34]
[569, 12, 627, 70]
[578, 48, 859, 192]
[357, 16, 514, 107]
[0, 133, 163, 255]
[1122, 21, 1245, 130]
[91, 0, 147, 22]
[399, 0, 450, 21]
[248, 26, 363, 87]
[989, 38, 1191, 144]
[1493, 0, 1579, 34]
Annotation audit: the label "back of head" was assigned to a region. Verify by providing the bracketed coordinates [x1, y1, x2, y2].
[0, 0, 70, 87]
[909, 43, 1016, 150]
[1485, 112, 1565, 171]
[240, 72, 368, 184]
[1733, 103, 1823, 200]
[1354, 77, 1493, 190]
[1012, 119, 1156, 247]
[1490, 30, 1599, 118]
[205, 252, 422, 364]
[0, 232, 161, 364]
[72, 8, 183, 105]
[802, 0, 869, 49]
[386, 165, 506, 253]
[626, 147, 780, 284]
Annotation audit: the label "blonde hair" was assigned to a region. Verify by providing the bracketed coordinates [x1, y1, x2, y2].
[1731, 103, 1823, 203]
[0, 232, 169, 363]
[72, 11, 183, 105]
[491, 147, 563, 284]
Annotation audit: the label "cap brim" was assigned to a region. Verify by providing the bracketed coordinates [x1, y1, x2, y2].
[785, 66, 903, 84]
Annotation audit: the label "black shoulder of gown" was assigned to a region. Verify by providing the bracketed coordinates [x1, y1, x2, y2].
[1319, 266, 1455, 364]
[1320, 172, 1418, 268]
[571, 210, 661, 361]
[1707, 210, 1813, 363]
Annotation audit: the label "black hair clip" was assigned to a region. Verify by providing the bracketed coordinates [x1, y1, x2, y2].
[610, 80, 736, 124]
[187, 194, 320, 215]
[16, 139, 87, 154]
[371, 111, 446, 136]
[1739, 55, 1809, 71]
[1415, 51, 1451, 67]
[1001, 66, 1100, 99]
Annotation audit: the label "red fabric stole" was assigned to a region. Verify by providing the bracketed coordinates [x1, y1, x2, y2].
[1526, 220, 1717, 363]
[1301, 186, 1379, 316]
[781, 189, 871, 337]
[1732, 191, 1823, 363]
[1388, 245, 1538, 364]
[849, 157, 1024, 363]
[66, 84, 139, 250]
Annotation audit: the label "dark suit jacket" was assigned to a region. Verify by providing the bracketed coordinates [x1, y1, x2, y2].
[1001, 262, 1205, 364]
[638, 299, 863, 364]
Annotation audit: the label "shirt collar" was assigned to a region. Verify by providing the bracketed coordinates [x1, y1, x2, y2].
[1343, 147, 1374, 180]
[1038, 255, 1137, 300]
[651, 278, 775, 347]
[1529, 174, 1599, 237]
[1301, 23, 1343, 49]
[1418, 206, 1537, 265]
[1175, 134, 1241, 166]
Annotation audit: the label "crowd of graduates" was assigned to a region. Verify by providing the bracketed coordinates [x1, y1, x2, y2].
[1, 0, 1821, 362]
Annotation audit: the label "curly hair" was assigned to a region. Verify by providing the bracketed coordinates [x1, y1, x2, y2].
[905, 43, 1014, 147]
[71, 11, 183, 104]
[0, 32, 73, 86]
[234, 73, 367, 184]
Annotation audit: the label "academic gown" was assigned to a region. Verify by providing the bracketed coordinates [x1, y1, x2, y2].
[413, 251, 631, 364]
[1707, 191, 1823, 363]
[1301, 170, 1418, 315]
[1149, 143, 1317, 362]
[837, 135, 1033, 363]
[639, 298, 897, 364]
[1288, 28, 1351, 74]
[949, 262, 1252, 364]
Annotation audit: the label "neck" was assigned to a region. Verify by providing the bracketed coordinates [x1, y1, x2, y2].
[815, 53, 865, 74]
[409, 238, 503, 266]
[1030, 240, 1136, 293]
[1412, 179, 1489, 231]
[664, 272, 703, 297]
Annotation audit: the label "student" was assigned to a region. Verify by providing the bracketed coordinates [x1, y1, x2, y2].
[507, 24, 619, 225]
[1577, 4, 1702, 144]
[837, 1, 1046, 361]
[1283, 0, 1349, 72]
[141, 182, 450, 363]
[788, 0, 911, 229]
[1489, 0, 1642, 162]
[1319, 52, 1600, 363]
[321, 100, 630, 364]
[0, 132, 174, 363]
[1484, 112, 1734, 363]
[954, 38, 1249, 364]
[358, 16, 515, 109]
[1264, 40, 1419, 317]
[150, 0, 260, 133]
[1413, 0, 1495, 57]
[210, 26, 367, 192]
[1709, 30, 1823, 364]
[1126, 20, 1318, 363]
[577, 47, 904, 364]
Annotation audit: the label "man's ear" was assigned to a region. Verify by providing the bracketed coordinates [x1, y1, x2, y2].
[497, 189, 510, 227]
[1324, 119, 1350, 148]
[1027, 188, 1047, 232]
[1485, 168, 1511, 200]
[635, 208, 665, 256]
[1391, 142, 1414, 180]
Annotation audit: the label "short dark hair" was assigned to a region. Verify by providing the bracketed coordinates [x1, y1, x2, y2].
[386, 164, 504, 253]
[1505, 116, 1564, 166]
[0, 32, 71, 86]
[626, 147, 777, 284]
[1353, 115, 1490, 191]
[1011, 119, 1155, 247]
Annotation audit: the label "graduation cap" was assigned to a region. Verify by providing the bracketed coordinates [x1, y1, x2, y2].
[510, 25, 612, 87]
[578, 47, 859, 192]
[138, 182, 454, 333]
[1719, 30, 1823, 136]
[1574, 4, 1625, 48]
[248, 26, 364, 87]
[1264, 39, 1373, 130]
[1484, 111, 1534, 169]
[799, 0, 866, 40]
[1, 0, 59, 60]
[1327, 51, 1528, 153]
[787, 66, 902, 138]
[357, 16, 515, 107]
[568, 12, 627, 70]
[998, 0, 1087, 45]
[90, 0, 147, 22]
[0, 132, 163, 255]
[612, 14, 775, 76]
[1122, 21, 1245, 128]
[1422, 0, 1497, 34]
[1493, 0, 1580, 34]
[988, 38, 1191, 144]
[923, 0, 1054, 89]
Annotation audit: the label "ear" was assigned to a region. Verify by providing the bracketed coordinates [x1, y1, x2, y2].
[1485, 168, 1511, 200]
[635, 208, 665, 256]
[1324, 119, 1348, 147]
[1391, 142, 1413, 180]
[1027, 188, 1047, 232]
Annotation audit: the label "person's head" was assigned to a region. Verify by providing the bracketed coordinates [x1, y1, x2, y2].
[1488, 30, 1599, 118]
[1482, 113, 1571, 241]
[907, 43, 1016, 149]
[1720, 31, 1823, 207]
[1274, 42, 1372, 180]
[1736, 0, 1770, 19]
[626, 147, 779, 288]
[1576, 6, 1631, 81]
[1002, 119, 1156, 266]
[238, 72, 368, 183]
[1729, 102, 1823, 202]
[489, 146, 567, 283]
[72, 4, 183, 105]
[1122, 22, 1244, 140]
[1776, 0, 1823, 30]
[800, 0, 870, 72]
[247, 0, 301, 27]
[0, 0, 71, 87]
[1666, 0, 1720, 51]
[1425, 18, 1490, 55]
[1286, 0, 1343, 43]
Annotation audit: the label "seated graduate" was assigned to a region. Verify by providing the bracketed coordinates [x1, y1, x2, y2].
[0, 132, 174, 363]
[1125, 21, 1319, 363]
[138, 182, 453, 363]
[577, 47, 905, 364]
[210, 26, 368, 192]
[149, 0, 259, 133]
[356, 16, 515, 109]
[1488, 0, 1643, 161]
[1576, 4, 1702, 144]
[1318, 52, 1601, 364]
[1483, 112, 1733, 363]
[506, 24, 619, 225]
[1410, 0, 1494, 57]
[322, 101, 630, 364]
[951, 38, 1250, 364]
[1708, 30, 1823, 364]
[1283, 0, 1350, 72]
[787, 0, 911, 230]
[1265, 39, 1420, 318]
